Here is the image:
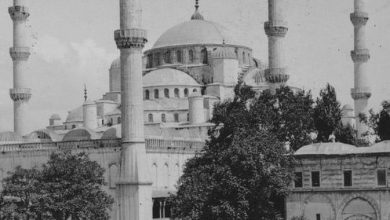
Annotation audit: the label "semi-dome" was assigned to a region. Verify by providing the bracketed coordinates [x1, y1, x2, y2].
[0, 131, 25, 143]
[66, 106, 83, 122]
[152, 20, 238, 49]
[143, 68, 200, 87]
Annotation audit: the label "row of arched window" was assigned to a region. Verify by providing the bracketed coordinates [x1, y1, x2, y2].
[144, 88, 198, 100]
[146, 48, 208, 68]
[147, 113, 186, 123]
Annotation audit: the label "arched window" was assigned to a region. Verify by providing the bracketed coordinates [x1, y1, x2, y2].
[148, 114, 153, 123]
[117, 117, 121, 124]
[201, 48, 208, 64]
[187, 113, 190, 121]
[163, 163, 169, 188]
[152, 163, 158, 187]
[72, 125, 76, 129]
[145, 90, 150, 100]
[147, 54, 153, 68]
[188, 50, 194, 63]
[164, 88, 169, 98]
[155, 52, 161, 66]
[164, 50, 171, 64]
[174, 88, 179, 98]
[176, 50, 182, 63]
[109, 164, 119, 189]
[161, 114, 166, 123]
[184, 88, 189, 97]
[193, 88, 197, 93]
[154, 89, 159, 99]
[243, 51, 246, 64]
[174, 113, 179, 122]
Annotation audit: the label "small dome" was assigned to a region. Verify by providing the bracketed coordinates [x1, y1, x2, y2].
[50, 114, 61, 120]
[110, 58, 120, 70]
[66, 106, 83, 122]
[143, 68, 201, 87]
[152, 20, 238, 49]
[342, 104, 353, 111]
[211, 47, 236, 59]
[295, 142, 357, 156]
[0, 131, 25, 143]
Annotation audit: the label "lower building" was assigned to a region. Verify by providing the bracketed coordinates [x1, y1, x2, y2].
[287, 141, 390, 220]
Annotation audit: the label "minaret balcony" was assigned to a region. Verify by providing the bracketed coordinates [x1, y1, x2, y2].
[351, 87, 371, 100]
[9, 88, 32, 102]
[8, 6, 29, 21]
[265, 68, 289, 83]
[350, 11, 369, 26]
[9, 47, 30, 61]
[351, 49, 370, 63]
[114, 28, 147, 49]
[264, 21, 288, 37]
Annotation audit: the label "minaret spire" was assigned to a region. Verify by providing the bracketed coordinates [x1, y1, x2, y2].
[114, 0, 152, 218]
[83, 84, 87, 102]
[9, 0, 32, 136]
[350, 0, 371, 141]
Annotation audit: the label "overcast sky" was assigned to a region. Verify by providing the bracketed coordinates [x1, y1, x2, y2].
[0, 0, 390, 133]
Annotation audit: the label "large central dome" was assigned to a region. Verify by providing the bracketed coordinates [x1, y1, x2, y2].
[152, 19, 238, 49]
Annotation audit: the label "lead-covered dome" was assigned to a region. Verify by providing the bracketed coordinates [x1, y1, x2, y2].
[143, 68, 200, 87]
[152, 19, 238, 49]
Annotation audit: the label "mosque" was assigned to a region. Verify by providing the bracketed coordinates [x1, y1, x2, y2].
[2, 0, 390, 219]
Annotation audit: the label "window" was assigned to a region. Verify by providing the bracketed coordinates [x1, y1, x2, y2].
[193, 88, 197, 93]
[189, 50, 194, 63]
[184, 88, 189, 97]
[174, 88, 179, 98]
[344, 170, 352, 187]
[174, 113, 179, 122]
[378, 169, 387, 186]
[176, 50, 182, 63]
[311, 171, 320, 187]
[161, 114, 166, 123]
[147, 54, 153, 68]
[148, 114, 153, 123]
[155, 52, 161, 66]
[187, 113, 190, 121]
[117, 117, 121, 124]
[164, 88, 169, 98]
[154, 89, 159, 99]
[72, 125, 76, 129]
[243, 51, 246, 64]
[145, 90, 150, 100]
[316, 214, 321, 220]
[201, 48, 208, 64]
[164, 50, 171, 64]
[294, 172, 303, 188]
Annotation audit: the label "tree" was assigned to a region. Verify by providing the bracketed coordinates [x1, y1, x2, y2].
[0, 151, 114, 220]
[251, 86, 315, 151]
[313, 83, 342, 142]
[170, 84, 294, 220]
[363, 101, 390, 142]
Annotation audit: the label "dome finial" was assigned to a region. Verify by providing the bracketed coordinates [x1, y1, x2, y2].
[191, 0, 204, 20]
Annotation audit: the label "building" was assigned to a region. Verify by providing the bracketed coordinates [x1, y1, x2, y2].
[287, 141, 390, 220]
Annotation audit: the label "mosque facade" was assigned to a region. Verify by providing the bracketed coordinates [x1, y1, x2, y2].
[1, 0, 388, 219]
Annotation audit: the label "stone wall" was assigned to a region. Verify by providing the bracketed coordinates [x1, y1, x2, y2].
[287, 154, 390, 220]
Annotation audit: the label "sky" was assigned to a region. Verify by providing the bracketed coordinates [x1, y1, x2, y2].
[0, 0, 390, 133]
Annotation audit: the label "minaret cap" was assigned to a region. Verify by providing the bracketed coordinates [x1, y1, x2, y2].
[191, 0, 204, 20]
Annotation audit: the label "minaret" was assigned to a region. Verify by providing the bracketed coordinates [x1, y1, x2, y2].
[114, 0, 152, 219]
[350, 0, 371, 139]
[264, 0, 289, 91]
[9, 0, 31, 136]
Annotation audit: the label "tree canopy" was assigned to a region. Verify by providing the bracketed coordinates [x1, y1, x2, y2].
[363, 101, 390, 142]
[0, 151, 114, 220]
[170, 84, 295, 219]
